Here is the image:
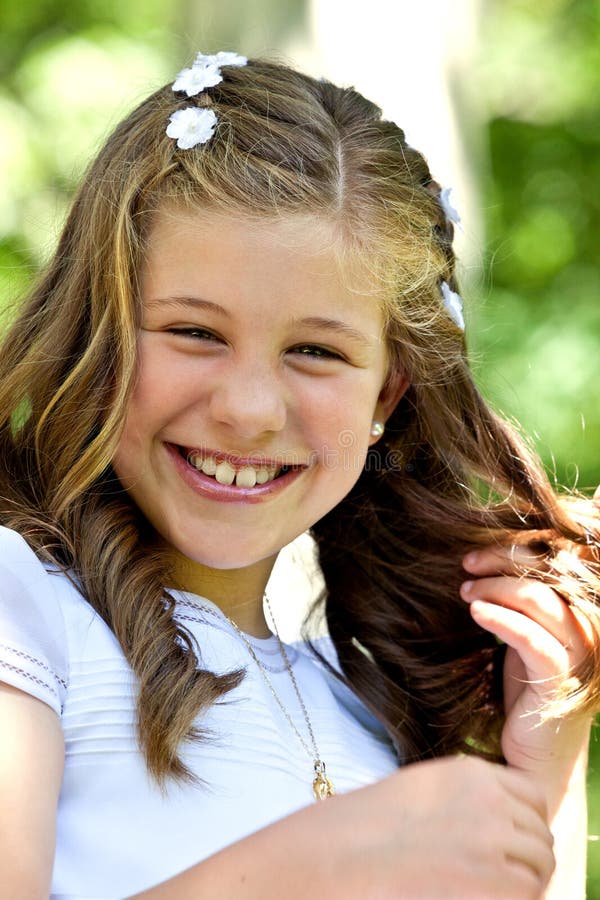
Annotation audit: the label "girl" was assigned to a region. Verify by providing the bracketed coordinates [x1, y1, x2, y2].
[0, 52, 598, 899]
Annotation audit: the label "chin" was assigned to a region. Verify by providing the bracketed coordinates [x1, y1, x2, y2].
[170, 538, 278, 572]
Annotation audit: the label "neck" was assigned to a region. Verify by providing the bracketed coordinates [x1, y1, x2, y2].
[169, 553, 277, 637]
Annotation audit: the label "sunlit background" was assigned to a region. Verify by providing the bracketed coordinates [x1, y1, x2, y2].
[2, 0, 599, 890]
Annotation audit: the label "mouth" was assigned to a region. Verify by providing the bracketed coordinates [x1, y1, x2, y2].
[175, 445, 303, 489]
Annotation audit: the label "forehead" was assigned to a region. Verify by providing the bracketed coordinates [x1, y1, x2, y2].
[141, 205, 387, 329]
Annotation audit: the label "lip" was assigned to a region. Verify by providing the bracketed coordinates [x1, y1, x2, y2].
[166, 443, 307, 504]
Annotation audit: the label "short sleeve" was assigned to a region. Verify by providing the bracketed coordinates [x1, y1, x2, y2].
[0, 526, 69, 716]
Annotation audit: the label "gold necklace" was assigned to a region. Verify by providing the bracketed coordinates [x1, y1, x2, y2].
[226, 594, 335, 802]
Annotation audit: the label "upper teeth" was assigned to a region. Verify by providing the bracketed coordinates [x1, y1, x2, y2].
[189, 454, 280, 487]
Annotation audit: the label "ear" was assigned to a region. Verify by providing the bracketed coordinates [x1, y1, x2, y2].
[369, 368, 410, 445]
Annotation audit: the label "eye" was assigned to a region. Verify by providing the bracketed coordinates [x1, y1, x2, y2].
[167, 327, 222, 342]
[289, 344, 343, 360]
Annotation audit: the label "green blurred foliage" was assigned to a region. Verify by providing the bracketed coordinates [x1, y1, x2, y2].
[473, 1, 600, 892]
[0, 0, 176, 309]
[0, 0, 599, 891]
[470, 0, 600, 496]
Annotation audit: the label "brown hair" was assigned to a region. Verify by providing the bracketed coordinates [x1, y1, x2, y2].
[0, 57, 598, 783]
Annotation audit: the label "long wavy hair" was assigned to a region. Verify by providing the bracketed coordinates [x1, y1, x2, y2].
[0, 57, 598, 783]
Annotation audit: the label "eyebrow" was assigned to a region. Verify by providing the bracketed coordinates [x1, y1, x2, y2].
[290, 316, 376, 348]
[146, 297, 376, 347]
[146, 296, 231, 317]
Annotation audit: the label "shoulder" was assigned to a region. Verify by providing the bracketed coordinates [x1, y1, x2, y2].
[0, 526, 66, 625]
[0, 524, 51, 580]
[0, 525, 98, 619]
[0, 527, 77, 715]
[0, 525, 83, 612]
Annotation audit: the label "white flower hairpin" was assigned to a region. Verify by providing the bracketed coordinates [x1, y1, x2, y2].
[167, 50, 248, 149]
[166, 108, 218, 149]
[172, 62, 223, 97]
[439, 186, 462, 228]
[195, 51, 247, 68]
[440, 281, 465, 331]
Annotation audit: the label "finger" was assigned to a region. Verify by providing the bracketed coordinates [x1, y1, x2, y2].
[468, 599, 570, 681]
[503, 861, 550, 899]
[505, 842, 555, 893]
[505, 830, 555, 887]
[461, 576, 591, 662]
[498, 776, 555, 887]
[498, 766, 548, 821]
[512, 801, 553, 847]
[594, 485, 600, 505]
[461, 576, 570, 632]
[463, 544, 548, 577]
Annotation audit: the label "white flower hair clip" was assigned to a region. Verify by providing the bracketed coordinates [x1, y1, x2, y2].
[439, 187, 462, 228]
[172, 62, 223, 97]
[167, 50, 248, 149]
[166, 108, 218, 149]
[440, 281, 465, 331]
[195, 51, 247, 68]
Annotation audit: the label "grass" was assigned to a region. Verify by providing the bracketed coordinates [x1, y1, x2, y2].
[588, 722, 600, 897]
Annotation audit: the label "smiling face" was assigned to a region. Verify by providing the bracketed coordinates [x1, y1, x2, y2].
[112, 206, 407, 581]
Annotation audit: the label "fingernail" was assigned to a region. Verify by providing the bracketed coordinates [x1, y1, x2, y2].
[461, 580, 475, 601]
[463, 551, 479, 567]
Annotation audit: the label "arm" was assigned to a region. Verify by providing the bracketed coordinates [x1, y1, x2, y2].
[461, 544, 596, 899]
[130, 755, 555, 900]
[0, 683, 64, 899]
[539, 727, 590, 900]
[1, 674, 552, 899]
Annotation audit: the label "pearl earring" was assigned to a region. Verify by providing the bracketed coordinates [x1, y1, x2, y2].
[370, 421, 384, 438]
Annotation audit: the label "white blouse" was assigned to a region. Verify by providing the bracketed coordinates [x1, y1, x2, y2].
[0, 526, 399, 899]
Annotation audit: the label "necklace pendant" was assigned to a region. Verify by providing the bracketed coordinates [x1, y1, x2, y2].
[313, 760, 335, 801]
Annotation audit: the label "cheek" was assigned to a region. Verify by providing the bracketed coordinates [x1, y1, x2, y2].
[299, 382, 376, 472]
[116, 343, 191, 443]
[111, 372, 167, 481]
[131, 342, 180, 407]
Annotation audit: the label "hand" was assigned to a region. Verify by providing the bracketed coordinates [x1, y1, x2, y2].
[281, 755, 555, 900]
[460, 542, 594, 773]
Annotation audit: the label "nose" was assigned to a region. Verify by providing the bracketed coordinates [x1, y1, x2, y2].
[208, 357, 288, 439]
